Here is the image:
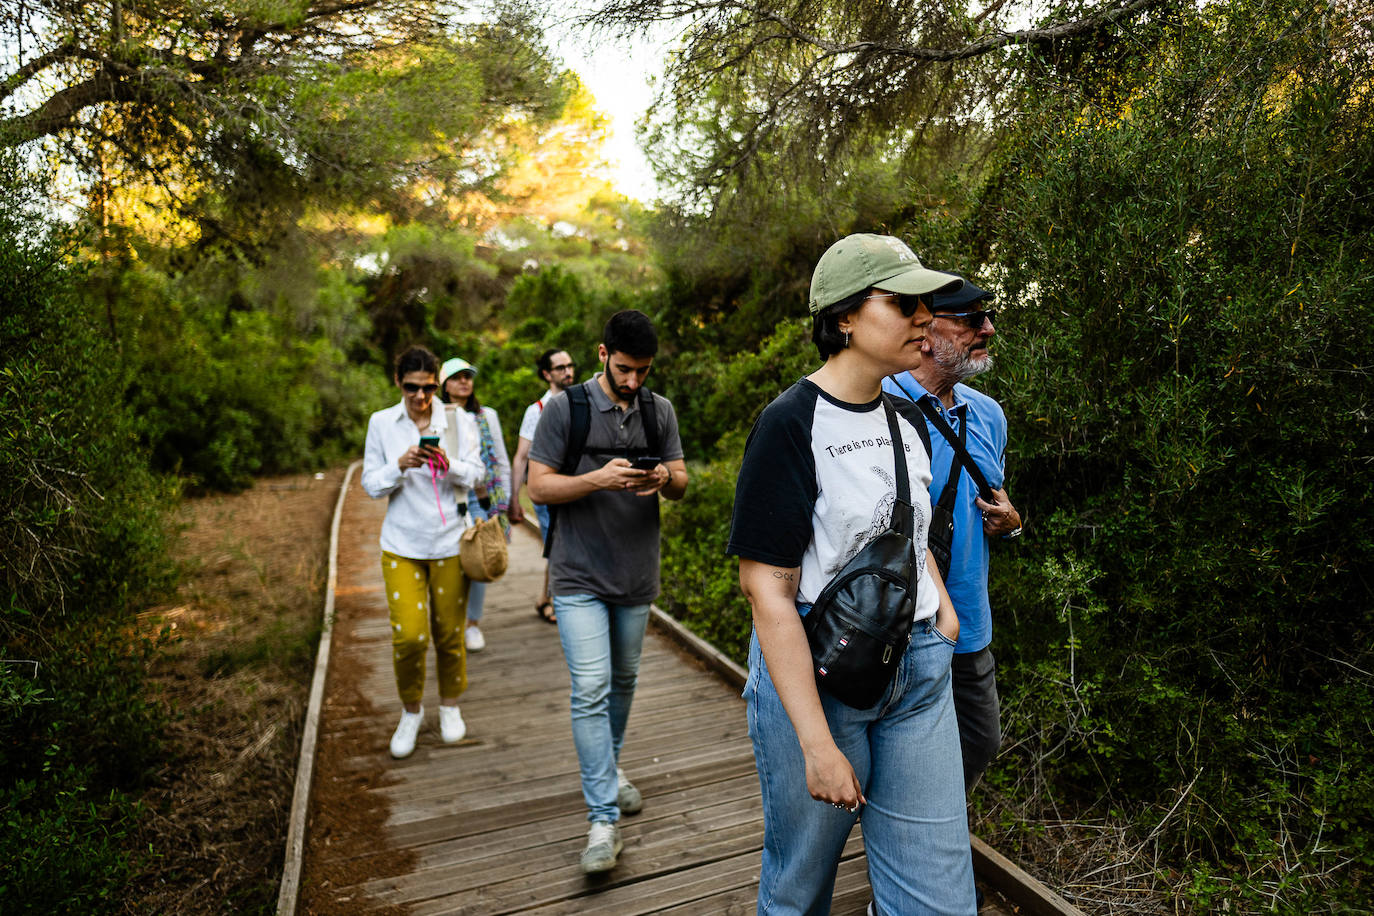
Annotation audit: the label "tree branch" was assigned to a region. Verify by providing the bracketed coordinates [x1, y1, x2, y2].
[0, 39, 81, 105]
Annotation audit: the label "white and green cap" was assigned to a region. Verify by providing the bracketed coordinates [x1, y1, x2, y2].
[439, 357, 477, 386]
[808, 233, 963, 315]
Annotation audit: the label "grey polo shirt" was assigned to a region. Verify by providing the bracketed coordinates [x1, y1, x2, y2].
[529, 376, 685, 605]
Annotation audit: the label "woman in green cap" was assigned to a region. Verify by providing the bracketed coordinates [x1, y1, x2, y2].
[726, 234, 977, 914]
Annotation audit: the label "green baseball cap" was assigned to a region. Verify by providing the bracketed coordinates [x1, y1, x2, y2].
[808, 233, 963, 315]
[439, 357, 477, 386]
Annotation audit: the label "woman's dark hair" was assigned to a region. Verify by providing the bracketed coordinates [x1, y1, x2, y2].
[603, 309, 658, 358]
[811, 290, 868, 359]
[395, 345, 440, 381]
[440, 374, 482, 414]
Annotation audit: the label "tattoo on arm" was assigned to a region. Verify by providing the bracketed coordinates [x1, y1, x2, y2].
[771, 570, 796, 581]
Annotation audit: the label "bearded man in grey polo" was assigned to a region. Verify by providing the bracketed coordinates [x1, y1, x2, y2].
[527, 309, 689, 875]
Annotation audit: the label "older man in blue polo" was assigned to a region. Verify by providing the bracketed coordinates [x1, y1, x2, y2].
[883, 275, 1022, 793]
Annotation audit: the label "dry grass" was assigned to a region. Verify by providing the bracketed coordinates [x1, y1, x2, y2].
[126, 469, 346, 916]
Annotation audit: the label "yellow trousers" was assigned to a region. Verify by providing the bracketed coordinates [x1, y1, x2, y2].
[380, 551, 468, 704]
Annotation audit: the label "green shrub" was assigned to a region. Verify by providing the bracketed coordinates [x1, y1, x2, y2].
[0, 149, 170, 913]
[660, 449, 754, 664]
[963, 2, 1374, 905]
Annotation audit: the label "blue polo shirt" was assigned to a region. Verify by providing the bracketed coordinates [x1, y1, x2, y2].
[882, 372, 1007, 654]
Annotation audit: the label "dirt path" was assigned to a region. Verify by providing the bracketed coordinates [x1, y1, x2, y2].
[130, 468, 346, 915]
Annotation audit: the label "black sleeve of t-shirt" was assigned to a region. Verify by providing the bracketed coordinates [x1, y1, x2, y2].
[726, 384, 818, 568]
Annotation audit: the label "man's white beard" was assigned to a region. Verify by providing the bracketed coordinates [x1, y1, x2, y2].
[932, 335, 993, 382]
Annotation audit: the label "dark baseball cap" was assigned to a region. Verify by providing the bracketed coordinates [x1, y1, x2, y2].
[932, 275, 994, 311]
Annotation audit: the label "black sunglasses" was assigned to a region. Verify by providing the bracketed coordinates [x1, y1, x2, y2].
[865, 292, 930, 317]
[402, 382, 439, 394]
[932, 308, 996, 329]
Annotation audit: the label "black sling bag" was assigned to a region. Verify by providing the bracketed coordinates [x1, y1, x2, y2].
[803, 395, 921, 709]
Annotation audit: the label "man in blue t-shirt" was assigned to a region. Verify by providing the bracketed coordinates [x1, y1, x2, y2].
[883, 276, 1022, 791]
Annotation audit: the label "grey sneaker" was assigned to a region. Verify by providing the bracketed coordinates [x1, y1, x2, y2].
[616, 766, 643, 814]
[580, 820, 622, 874]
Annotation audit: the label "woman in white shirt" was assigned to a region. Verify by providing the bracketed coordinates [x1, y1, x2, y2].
[362, 346, 484, 758]
[438, 356, 513, 653]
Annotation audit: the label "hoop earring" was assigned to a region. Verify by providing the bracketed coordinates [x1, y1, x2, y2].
[843, 330, 851, 348]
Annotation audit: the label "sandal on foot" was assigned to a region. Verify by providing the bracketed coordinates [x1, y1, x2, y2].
[536, 601, 556, 624]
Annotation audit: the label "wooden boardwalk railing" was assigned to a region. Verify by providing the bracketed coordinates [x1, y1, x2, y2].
[284, 471, 1079, 915]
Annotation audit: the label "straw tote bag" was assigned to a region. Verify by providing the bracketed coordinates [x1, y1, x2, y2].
[443, 405, 508, 582]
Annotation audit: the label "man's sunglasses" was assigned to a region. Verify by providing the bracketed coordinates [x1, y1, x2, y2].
[864, 292, 930, 317]
[402, 382, 439, 394]
[932, 308, 996, 329]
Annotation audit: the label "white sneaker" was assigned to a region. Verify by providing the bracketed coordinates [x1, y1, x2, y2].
[616, 766, 643, 814]
[439, 704, 466, 744]
[580, 820, 622, 874]
[465, 624, 486, 652]
[389, 706, 423, 758]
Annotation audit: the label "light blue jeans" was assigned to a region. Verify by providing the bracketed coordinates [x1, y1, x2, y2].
[746, 614, 976, 915]
[465, 492, 488, 623]
[553, 593, 652, 823]
[534, 502, 551, 546]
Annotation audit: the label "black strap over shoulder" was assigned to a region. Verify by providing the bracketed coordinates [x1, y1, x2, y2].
[885, 375, 933, 458]
[560, 383, 592, 475]
[879, 395, 912, 537]
[916, 399, 995, 503]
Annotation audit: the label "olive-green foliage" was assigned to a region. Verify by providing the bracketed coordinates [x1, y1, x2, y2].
[659, 446, 754, 662]
[0, 619, 167, 915]
[961, 1, 1374, 905]
[0, 168, 176, 626]
[93, 246, 391, 491]
[665, 316, 817, 458]
[0, 151, 171, 912]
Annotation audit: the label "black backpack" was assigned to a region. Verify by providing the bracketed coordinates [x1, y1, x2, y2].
[541, 381, 661, 558]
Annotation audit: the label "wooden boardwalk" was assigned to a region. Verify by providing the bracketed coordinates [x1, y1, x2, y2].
[294, 475, 1046, 915]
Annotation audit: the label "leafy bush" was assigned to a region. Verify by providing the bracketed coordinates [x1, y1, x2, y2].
[0, 149, 171, 913]
[659, 446, 754, 663]
[961, 2, 1374, 906]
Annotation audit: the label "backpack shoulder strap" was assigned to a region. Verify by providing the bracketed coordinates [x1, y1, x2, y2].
[560, 383, 591, 476]
[637, 387, 661, 456]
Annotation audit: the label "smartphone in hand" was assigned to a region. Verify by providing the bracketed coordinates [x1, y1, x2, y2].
[419, 435, 441, 453]
[629, 455, 661, 471]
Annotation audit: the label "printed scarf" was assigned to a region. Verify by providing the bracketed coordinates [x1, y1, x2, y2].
[474, 409, 510, 533]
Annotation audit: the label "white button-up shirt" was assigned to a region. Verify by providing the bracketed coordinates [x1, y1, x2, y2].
[361, 400, 485, 559]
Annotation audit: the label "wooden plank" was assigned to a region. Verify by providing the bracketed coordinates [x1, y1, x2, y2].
[276, 460, 360, 916]
[295, 478, 1059, 916]
[973, 835, 1084, 916]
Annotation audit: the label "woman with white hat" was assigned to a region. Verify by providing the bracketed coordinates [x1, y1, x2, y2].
[440, 356, 513, 653]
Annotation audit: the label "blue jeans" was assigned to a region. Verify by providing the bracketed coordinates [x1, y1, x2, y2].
[534, 502, 551, 546]
[465, 492, 488, 623]
[746, 615, 975, 915]
[553, 594, 652, 823]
